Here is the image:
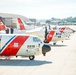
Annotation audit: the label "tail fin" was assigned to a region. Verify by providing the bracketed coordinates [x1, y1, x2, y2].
[59, 27, 65, 33]
[0, 17, 7, 30]
[17, 18, 26, 30]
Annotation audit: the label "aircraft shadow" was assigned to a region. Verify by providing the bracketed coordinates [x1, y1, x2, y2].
[0, 59, 52, 66]
[50, 44, 67, 47]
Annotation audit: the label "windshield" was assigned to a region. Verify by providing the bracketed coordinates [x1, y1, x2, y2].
[33, 37, 42, 43]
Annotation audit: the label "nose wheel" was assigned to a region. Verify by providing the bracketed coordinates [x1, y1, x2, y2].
[29, 55, 35, 60]
[53, 43, 56, 45]
[43, 53, 46, 56]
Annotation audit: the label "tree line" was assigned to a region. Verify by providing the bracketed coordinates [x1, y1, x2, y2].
[46, 17, 76, 24]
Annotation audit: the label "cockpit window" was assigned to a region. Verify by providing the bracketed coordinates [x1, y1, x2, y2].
[33, 37, 42, 42]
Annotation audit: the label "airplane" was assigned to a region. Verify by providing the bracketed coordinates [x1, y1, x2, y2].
[44, 28, 66, 45]
[0, 34, 51, 60]
[50, 25, 76, 39]
[58, 26, 75, 39]
[44, 27, 66, 45]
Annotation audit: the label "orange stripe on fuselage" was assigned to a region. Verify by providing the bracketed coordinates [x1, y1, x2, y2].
[60, 27, 65, 33]
[1, 36, 29, 56]
[46, 30, 55, 43]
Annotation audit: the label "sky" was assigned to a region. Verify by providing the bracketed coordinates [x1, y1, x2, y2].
[0, 0, 76, 19]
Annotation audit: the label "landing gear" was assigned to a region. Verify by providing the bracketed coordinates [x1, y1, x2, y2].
[68, 36, 69, 38]
[29, 55, 35, 60]
[62, 41, 63, 43]
[16, 56, 18, 58]
[53, 43, 56, 45]
[43, 53, 46, 56]
[43, 40, 49, 43]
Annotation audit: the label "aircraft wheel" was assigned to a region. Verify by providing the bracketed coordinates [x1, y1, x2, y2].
[53, 43, 56, 45]
[62, 41, 63, 43]
[29, 55, 35, 60]
[16, 56, 18, 58]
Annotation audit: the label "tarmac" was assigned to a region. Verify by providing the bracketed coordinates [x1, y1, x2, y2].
[0, 32, 76, 75]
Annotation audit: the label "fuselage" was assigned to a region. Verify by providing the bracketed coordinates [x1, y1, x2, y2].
[0, 34, 51, 60]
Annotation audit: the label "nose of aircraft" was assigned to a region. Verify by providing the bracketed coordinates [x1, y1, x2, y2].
[42, 44, 51, 56]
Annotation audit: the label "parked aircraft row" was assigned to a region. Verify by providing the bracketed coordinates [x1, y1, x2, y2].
[44, 25, 75, 45]
[0, 17, 76, 60]
[0, 17, 75, 44]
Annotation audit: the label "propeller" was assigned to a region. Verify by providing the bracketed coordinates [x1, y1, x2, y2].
[42, 44, 51, 56]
